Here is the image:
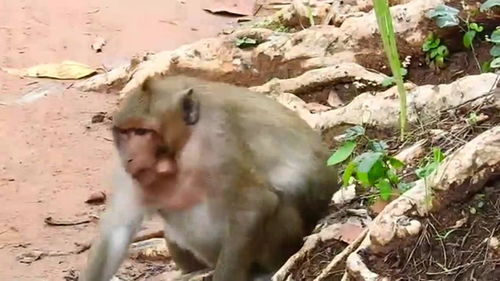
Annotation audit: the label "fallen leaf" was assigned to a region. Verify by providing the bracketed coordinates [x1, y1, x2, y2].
[369, 191, 400, 215]
[327, 90, 344, 108]
[129, 238, 170, 261]
[203, 0, 256, 16]
[91, 37, 106, 53]
[336, 222, 365, 244]
[85, 191, 107, 204]
[44, 216, 93, 226]
[91, 112, 107, 124]
[2, 61, 96, 80]
[332, 184, 356, 205]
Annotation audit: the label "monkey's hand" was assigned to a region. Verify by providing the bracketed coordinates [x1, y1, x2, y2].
[80, 168, 146, 281]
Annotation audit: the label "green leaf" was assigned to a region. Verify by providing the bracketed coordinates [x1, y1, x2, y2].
[491, 57, 500, 68]
[469, 23, 484, 32]
[388, 157, 405, 170]
[437, 45, 449, 57]
[432, 147, 445, 163]
[327, 141, 357, 166]
[427, 5, 460, 28]
[467, 112, 478, 125]
[430, 48, 439, 59]
[381, 68, 407, 86]
[386, 168, 400, 184]
[423, 34, 440, 52]
[342, 161, 356, 186]
[463, 31, 476, 48]
[415, 162, 438, 178]
[344, 126, 365, 141]
[375, 179, 392, 201]
[490, 45, 500, 57]
[490, 30, 500, 44]
[481, 60, 492, 73]
[480, 0, 500, 11]
[369, 140, 388, 152]
[369, 159, 386, 183]
[435, 56, 445, 68]
[354, 152, 384, 186]
[235, 37, 258, 48]
[422, 39, 433, 52]
[381, 77, 395, 87]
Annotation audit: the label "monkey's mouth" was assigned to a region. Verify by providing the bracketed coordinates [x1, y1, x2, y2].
[132, 169, 158, 187]
[132, 168, 177, 192]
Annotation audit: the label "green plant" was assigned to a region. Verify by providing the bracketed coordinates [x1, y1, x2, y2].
[381, 67, 408, 87]
[415, 147, 445, 179]
[426, 4, 460, 28]
[372, 0, 408, 140]
[235, 37, 258, 48]
[463, 22, 484, 49]
[427, 4, 500, 71]
[327, 126, 406, 201]
[487, 28, 500, 69]
[306, 4, 315, 27]
[467, 112, 478, 125]
[480, 0, 500, 11]
[422, 32, 449, 69]
[252, 19, 290, 32]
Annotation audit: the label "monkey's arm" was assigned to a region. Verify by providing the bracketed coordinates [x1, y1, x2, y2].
[80, 168, 146, 281]
[213, 187, 279, 281]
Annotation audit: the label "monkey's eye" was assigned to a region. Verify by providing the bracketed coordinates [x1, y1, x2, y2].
[115, 128, 130, 135]
[134, 128, 150, 136]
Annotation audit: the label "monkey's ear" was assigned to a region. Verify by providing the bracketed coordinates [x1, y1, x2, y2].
[181, 88, 200, 125]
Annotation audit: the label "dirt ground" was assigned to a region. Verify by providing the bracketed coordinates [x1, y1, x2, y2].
[0, 1, 239, 280]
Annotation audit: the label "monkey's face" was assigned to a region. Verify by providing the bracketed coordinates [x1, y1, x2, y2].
[113, 127, 177, 187]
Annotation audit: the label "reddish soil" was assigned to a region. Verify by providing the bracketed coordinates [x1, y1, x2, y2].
[365, 181, 500, 281]
[0, 1, 238, 280]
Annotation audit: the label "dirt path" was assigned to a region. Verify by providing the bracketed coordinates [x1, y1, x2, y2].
[0, 1, 237, 280]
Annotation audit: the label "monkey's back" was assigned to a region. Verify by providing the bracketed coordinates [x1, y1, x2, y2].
[186, 77, 338, 224]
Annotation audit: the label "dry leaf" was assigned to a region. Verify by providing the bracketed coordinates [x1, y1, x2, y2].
[336, 222, 365, 244]
[203, 0, 256, 16]
[332, 184, 356, 205]
[2, 61, 96, 80]
[44, 216, 93, 226]
[85, 191, 107, 204]
[369, 191, 400, 215]
[129, 238, 170, 261]
[327, 90, 344, 108]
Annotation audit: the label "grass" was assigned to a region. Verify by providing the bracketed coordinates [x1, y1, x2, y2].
[372, 0, 408, 140]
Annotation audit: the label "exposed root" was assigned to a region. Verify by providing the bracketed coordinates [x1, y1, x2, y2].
[343, 126, 500, 280]
[75, 0, 441, 100]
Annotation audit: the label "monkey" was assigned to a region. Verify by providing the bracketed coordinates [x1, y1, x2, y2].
[79, 75, 338, 281]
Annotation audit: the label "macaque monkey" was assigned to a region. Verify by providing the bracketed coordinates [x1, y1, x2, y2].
[80, 75, 338, 281]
